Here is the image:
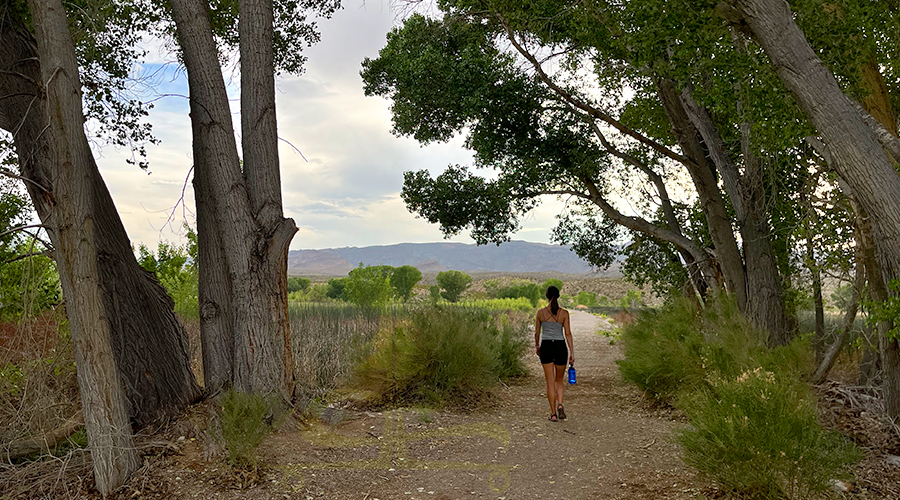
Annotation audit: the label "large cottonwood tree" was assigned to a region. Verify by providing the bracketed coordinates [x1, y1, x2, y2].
[728, 0, 900, 419]
[0, 0, 200, 493]
[168, 0, 337, 395]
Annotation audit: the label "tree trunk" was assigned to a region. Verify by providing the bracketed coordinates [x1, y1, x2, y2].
[676, 86, 791, 345]
[0, 9, 200, 430]
[800, 185, 825, 358]
[169, 0, 296, 396]
[810, 240, 864, 385]
[732, 0, 900, 419]
[656, 79, 747, 304]
[26, 0, 139, 493]
[238, 0, 297, 398]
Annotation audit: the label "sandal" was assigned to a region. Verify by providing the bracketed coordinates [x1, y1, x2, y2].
[548, 414, 558, 422]
[557, 404, 567, 420]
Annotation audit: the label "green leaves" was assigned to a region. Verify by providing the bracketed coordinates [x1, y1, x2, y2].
[435, 270, 472, 303]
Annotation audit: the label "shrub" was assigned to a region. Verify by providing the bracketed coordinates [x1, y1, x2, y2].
[354, 305, 527, 405]
[494, 314, 529, 379]
[218, 389, 281, 471]
[574, 290, 598, 307]
[287, 277, 311, 293]
[615, 298, 707, 400]
[617, 297, 860, 498]
[288, 283, 329, 303]
[678, 369, 862, 499]
[391, 265, 422, 301]
[495, 281, 541, 307]
[326, 278, 348, 300]
[436, 270, 472, 302]
[345, 264, 393, 308]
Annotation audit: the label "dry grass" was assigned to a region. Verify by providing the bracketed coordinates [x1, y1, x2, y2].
[0, 308, 79, 451]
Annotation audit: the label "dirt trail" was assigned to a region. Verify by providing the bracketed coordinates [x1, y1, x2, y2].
[156, 311, 709, 499]
[214, 310, 708, 500]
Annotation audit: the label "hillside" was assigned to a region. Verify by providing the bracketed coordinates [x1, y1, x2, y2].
[288, 241, 619, 276]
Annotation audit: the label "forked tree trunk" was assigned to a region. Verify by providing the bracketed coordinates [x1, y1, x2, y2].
[656, 79, 746, 304]
[26, 0, 138, 493]
[169, 0, 296, 396]
[732, 0, 900, 420]
[0, 9, 200, 430]
[675, 85, 791, 345]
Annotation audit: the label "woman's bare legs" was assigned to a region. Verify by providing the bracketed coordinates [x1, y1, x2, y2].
[554, 364, 565, 407]
[542, 363, 557, 417]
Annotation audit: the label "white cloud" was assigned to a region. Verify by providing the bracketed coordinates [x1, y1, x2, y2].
[92, 1, 562, 252]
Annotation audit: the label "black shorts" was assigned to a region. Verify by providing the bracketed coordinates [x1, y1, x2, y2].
[539, 339, 568, 366]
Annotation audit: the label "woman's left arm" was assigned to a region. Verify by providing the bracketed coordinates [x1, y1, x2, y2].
[564, 311, 574, 364]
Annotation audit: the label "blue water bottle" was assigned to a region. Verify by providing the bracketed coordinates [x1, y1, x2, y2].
[567, 363, 576, 385]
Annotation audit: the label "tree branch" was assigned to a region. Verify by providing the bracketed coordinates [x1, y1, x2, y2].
[0, 167, 51, 193]
[849, 99, 900, 164]
[0, 223, 46, 239]
[495, 14, 693, 168]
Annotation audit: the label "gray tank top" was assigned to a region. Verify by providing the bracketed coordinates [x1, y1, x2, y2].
[541, 315, 565, 341]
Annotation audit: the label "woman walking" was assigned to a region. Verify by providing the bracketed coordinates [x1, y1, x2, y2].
[535, 285, 574, 421]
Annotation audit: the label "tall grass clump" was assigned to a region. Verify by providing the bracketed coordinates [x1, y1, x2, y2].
[289, 302, 386, 400]
[354, 305, 528, 406]
[218, 389, 282, 471]
[616, 296, 862, 498]
[678, 369, 862, 499]
[615, 298, 708, 399]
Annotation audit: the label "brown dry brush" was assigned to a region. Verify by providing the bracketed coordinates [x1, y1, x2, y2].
[816, 380, 900, 498]
[0, 308, 80, 457]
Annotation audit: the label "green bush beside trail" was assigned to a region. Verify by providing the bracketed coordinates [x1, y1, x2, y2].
[616, 297, 862, 499]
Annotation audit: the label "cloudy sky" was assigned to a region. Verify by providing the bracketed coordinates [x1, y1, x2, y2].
[94, 1, 568, 251]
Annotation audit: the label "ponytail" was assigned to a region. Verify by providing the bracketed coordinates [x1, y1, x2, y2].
[546, 285, 560, 315]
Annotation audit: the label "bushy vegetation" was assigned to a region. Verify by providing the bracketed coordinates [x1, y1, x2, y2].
[435, 270, 472, 302]
[485, 279, 541, 307]
[678, 369, 862, 499]
[1, 190, 60, 321]
[218, 389, 283, 471]
[287, 276, 311, 293]
[137, 229, 199, 319]
[616, 297, 862, 499]
[353, 305, 528, 406]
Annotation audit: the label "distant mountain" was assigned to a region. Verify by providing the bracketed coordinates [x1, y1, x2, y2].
[287, 241, 607, 276]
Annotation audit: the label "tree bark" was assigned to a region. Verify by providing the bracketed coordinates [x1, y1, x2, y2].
[656, 79, 746, 304]
[238, 0, 297, 398]
[675, 85, 791, 344]
[732, 0, 900, 419]
[169, 0, 296, 396]
[26, 0, 139, 493]
[0, 9, 200, 430]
